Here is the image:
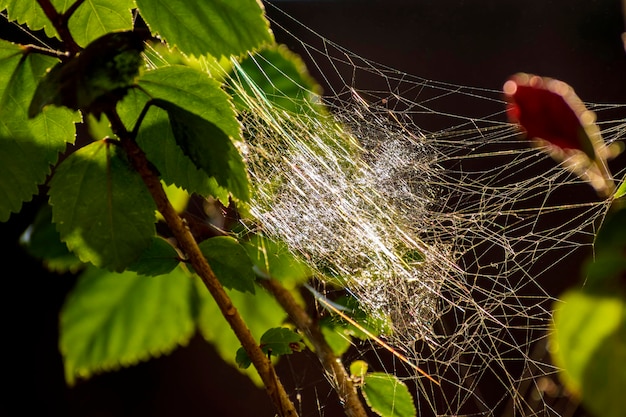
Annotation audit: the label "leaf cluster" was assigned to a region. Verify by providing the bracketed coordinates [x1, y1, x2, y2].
[1, 1, 419, 416]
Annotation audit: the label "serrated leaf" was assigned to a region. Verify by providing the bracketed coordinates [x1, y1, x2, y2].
[260, 327, 305, 356]
[198, 236, 255, 294]
[0, 0, 135, 46]
[551, 290, 626, 417]
[362, 373, 416, 417]
[127, 236, 180, 276]
[236, 327, 305, 368]
[197, 282, 286, 384]
[67, 0, 136, 47]
[29, 31, 145, 117]
[320, 320, 353, 356]
[230, 44, 323, 114]
[0, 41, 79, 221]
[154, 99, 249, 202]
[19, 203, 83, 273]
[48, 139, 156, 271]
[60, 266, 196, 385]
[243, 234, 312, 285]
[0, 1, 55, 39]
[138, 66, 241, 141]
[135, 0, 273, 58]
[235, 346, 252, 369]
[349, 360, 369, 379]
[117, 90, 230, 202]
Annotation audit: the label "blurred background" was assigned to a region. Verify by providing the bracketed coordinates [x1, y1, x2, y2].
[3, 1, 625, 416]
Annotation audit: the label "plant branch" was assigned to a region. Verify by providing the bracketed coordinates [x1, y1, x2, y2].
[106, 108, 299, 417]
[36, 0, 82, 55]
[260, 278, 369, 417]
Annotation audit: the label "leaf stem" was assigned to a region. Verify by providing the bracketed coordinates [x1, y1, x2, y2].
[260, 278, 370, 417]
[106, 108, 299, 417]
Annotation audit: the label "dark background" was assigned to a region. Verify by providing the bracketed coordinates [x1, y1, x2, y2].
[3, 1, 625, 416]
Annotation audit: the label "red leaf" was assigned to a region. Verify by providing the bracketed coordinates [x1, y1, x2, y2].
[503, 73, 596, 161]
[503, 73, 618, 197]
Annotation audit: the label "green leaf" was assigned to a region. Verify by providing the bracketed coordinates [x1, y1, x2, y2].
[116, 90, 230, 202]
[349, 360, 369, 380]
[614, 177, 626, 199]
[60, 266, 196, 385]
[236, 327, 305, 368]
[0, 41, 79, 221]
[19, 203, 83, 273]
[153, 99, 249, 202]
[551, 290, 626, 417]
[243, 234, 312, 285]
[67, 0, 136, 47]
[198, 236, 255, 294]
[135, 0, 273, 58]
[260, 327, 305, 356]
[320, 320, 353, 356]
[127, 236, 180, 276]
[134, 66, 248, 201]
[138, 66, 241, 141]
[0, 1, 54, 39]
[584, 206, 626, 295]
[0, 0, 136, 46]
[48, 139, 156, 271]
[29, 31, 145, 117]
[230, 44, 323, 114]
[322, 295, 391, 341]
[361, 373, 417, 417]
[197, 282, 287, 384]
[235, 346, 252, 369]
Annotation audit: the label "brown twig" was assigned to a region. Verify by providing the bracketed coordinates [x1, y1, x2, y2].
[39, 1, 299, 415]
[106, 109, 298, 417]
[36, 0, 82, 55]
[261, 278, 370, 417]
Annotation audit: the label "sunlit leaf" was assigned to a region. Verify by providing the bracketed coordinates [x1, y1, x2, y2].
[236, 327, 305, 369]
[243, 234, 312, 285]
[551, 290, 626, 417]
[0, 41, 79, 221]
[135, 0, 273, 58]
[198, 236, 255, 294]
[153, 99, 249, 202]
[197, 282, 287, 384]
[349, 360, 369, 380]
[67, 0, 136, 47]
[48, 139, 156, 271]
[614, 178, 626, 199]
[0, 0, 135, 45]
[230, 44, 323, 114]
[60, 266, 196, 385]
[361, 373, 416, 417]
[138, 66, 241, 141]
[116, 90, 230, 203]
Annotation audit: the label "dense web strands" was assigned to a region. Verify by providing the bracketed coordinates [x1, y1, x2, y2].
[228, 10, 626, 417]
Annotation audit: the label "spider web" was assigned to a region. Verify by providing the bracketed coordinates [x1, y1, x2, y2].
[228, 4, 626, 417]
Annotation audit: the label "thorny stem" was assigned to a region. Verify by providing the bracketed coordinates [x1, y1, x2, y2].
[105, 108, 299, 417]
[261, 278, 370, 417]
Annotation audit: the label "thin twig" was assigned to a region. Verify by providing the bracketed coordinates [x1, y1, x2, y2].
[39, 1, 299, 415]
[36, 0, 81, 55]
[261, 278, 370, 417]
[106, 109, 299, 417]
